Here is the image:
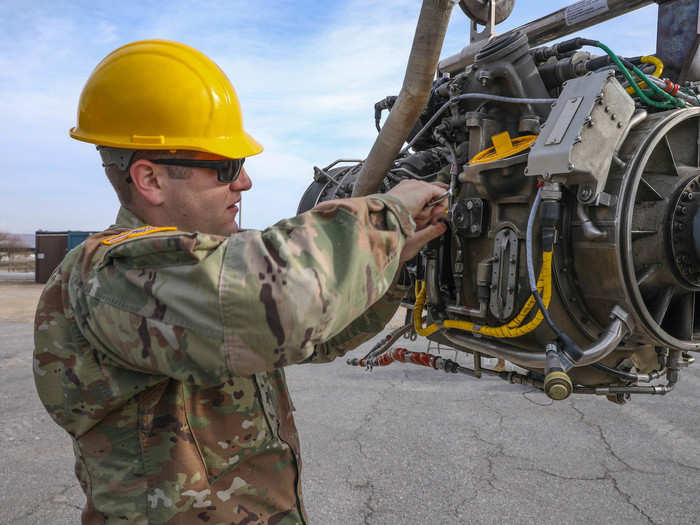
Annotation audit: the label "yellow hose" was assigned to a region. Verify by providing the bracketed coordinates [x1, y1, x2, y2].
[413, 251, 553, 339]
[625, 55, 664, 95]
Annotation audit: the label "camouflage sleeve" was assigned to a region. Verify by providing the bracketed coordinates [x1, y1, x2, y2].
[79, 194, 413, 383]
[309, 275, 409, 364]
[220, 194, 414, 375]
[77, 232, 235, 387]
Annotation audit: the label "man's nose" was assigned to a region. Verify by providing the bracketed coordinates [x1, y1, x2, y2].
[231, 166, 252, 191]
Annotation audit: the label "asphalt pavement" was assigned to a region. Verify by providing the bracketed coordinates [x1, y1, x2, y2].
[2, 320, 699, 524]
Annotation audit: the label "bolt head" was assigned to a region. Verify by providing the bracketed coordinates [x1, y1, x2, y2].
[579, 186, 593, 200]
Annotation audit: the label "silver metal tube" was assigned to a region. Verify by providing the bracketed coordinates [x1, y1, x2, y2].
[425, 256, 441, 305]
[446, 302, 487, 318]
[439, 0, 655, 74]
[580, 384, 675, 395]
[564, 313, 630, 367]
[645, 76, 700, 105]
[352, 0, 458, 197]
[323, 159, 364, 171]
[365, 324, 413, 360]
[576, 202, 607, 240]
[442, 332, 548, 368]
[614, 109, 647, 152]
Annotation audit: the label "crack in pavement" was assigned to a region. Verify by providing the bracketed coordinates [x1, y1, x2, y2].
[468, 408, 509, 497]
[457, 400, 663, 524]
[511, 466, 607, 481]
[570, 399, 659, 525]
[337, 354, 405, 524]
[569, 399, 659, 475]
[608, 472, 657, 525]
[666, 458, 700, 472]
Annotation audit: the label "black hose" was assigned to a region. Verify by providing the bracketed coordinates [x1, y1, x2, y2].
[592, 362, 666, 383]
[525, 187, 559, 334]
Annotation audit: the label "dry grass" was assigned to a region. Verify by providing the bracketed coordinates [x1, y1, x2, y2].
[0, 281, 43, 323]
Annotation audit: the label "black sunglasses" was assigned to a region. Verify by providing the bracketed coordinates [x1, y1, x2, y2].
[150, 157, 246, 183]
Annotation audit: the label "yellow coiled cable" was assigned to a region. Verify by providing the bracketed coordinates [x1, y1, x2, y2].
[413, 250, 553, 338]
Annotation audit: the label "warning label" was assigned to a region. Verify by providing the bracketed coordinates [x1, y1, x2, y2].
[565, 0, 609, 26]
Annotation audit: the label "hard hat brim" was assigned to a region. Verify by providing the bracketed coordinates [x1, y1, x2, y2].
[70, 127, 264, 159]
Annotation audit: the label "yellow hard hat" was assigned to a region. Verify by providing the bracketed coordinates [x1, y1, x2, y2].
[70, 39, 263, 159]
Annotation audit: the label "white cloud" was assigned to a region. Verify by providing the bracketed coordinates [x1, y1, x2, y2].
[0, 0, 662, 233]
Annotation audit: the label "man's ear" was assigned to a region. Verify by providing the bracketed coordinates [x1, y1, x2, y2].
[129, 160, 166, 206]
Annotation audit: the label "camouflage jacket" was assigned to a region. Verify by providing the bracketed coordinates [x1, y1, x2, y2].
[33, 196, 413, 525]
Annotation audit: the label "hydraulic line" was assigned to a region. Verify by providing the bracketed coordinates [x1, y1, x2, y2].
[540, 37, 681, 108]
[401, 94, 556, 154]
[591, 41, 682, 108]
[360, 324, 413, 362]
[592, 362, 666, 383]
[641, 76, 700, 106]
[347, 345, 552, 394]
[347, 346, 479, 377]
[576, 350, 680, 395]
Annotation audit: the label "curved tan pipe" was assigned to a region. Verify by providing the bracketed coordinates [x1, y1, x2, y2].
[352, 0, 458, 197]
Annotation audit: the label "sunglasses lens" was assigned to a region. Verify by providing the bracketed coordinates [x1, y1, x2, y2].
[218, 158, 245, 183]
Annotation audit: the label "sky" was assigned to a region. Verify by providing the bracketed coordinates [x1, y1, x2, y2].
[0, 0, 658, 234]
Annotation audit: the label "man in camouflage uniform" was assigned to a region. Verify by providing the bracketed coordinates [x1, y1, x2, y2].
[33, 40, 447, 524]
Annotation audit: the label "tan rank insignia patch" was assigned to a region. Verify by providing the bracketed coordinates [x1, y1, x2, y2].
[102, 226, 177, 246]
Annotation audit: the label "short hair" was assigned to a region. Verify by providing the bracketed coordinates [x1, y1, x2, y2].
[103, 150, 193, 206]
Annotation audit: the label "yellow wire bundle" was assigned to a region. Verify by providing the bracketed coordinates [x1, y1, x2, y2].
[413, 250, 553, 338]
